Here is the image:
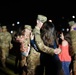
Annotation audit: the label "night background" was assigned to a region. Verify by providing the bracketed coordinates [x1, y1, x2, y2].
[0, 0, 76, 31]
[0, 1, 76, 75]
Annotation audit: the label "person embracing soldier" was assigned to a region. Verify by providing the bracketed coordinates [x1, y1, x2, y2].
[27, 14, 61, 75]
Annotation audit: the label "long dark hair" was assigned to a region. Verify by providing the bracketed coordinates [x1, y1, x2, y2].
[65, 32, 73, 56]
[61, 32, 73, 56]
[40, 21, 57, 47]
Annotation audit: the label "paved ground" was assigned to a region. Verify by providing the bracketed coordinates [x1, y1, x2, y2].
[0, 54, 18, 75]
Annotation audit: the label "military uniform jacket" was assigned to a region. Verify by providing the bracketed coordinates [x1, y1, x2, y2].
[33, 26, 54, 55]
[70, 30, 76, 56]
[0, 32, 13, 49]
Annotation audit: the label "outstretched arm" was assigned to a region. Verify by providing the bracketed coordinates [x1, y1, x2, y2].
[33, 26, 61, 55]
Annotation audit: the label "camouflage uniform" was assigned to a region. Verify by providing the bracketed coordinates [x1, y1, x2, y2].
[27, 15, 55, 75]
[18, 25, 32, 75]
[0, 26, 13, 67]
[68, 21, 76, 75]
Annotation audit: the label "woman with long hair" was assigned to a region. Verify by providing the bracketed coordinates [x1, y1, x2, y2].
[40, 21, 64, 75]
[58, 31, 72, 75]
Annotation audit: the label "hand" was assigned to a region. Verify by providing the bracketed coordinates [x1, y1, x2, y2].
[31, 32, 34, 40]
[54, 48, 61, 54]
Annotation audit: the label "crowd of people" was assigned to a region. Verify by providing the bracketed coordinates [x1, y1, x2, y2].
[0, 14, 76, 75]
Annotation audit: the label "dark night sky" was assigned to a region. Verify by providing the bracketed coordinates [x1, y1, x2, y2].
[0, 0, 76, 30]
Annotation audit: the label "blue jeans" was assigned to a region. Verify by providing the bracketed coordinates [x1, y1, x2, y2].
[62, 61, 71, 75]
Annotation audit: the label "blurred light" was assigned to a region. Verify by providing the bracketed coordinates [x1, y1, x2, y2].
[10, 30, 13, 33]
[17, 21, 20, 24]
[12, 23, 15, 26]
[66, 28, 69, 32]
[49, 20, 52, 22]
[62, 28, 65, 31]
[72, 15, 75, 18]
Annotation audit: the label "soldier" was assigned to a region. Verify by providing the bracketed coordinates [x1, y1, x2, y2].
[27, 14, 61, 75]
[68, 21, 76, 75]
[0, 26, 2, 59]
[17, 25, 32, 75]
[0, 26, 2, 32]
[0, 26, 13, 68]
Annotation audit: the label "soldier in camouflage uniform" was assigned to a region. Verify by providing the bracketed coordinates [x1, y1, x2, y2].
[0, 26, 2, 59]
[0, 26, 2, 32]
[16, 25, 32, 75]
[27, 15, 61, 75]
[0, 26, 13, 68]
[68, 21, 76, 75]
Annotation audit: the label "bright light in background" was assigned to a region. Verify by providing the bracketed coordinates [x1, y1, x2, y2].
[62, 28, 65, 31]
[10, 30, 13, 33]
[17, 21, 20, 24]
[72, 15, 75, 18]
[12, 23, 15, 26]
[66, 28, 69, 32]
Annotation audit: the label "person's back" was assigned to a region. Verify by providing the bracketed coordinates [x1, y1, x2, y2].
[40, 21, 64, 75]
[27, 15, 62, 75]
